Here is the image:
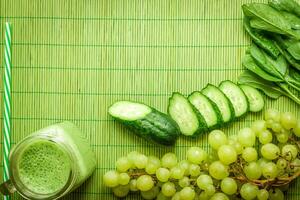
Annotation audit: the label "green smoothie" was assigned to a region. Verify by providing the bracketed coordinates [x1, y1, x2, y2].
[17, 140, 72, 194]
[11, 122, 96, 198]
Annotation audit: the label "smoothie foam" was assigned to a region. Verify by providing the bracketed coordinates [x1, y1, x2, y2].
[17, 140, 71, 194]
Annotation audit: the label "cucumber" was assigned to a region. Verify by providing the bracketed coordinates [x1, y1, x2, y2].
[108, 101, 180, 145]
[201, 84, 235, 123]
[188, 91, 223, 129]
[168, 92, 207, 137]
[219, 80, 249, 118]
[239, 84, 265, 112]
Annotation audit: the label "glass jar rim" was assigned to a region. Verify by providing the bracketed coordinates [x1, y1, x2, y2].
[9, 134, 78, 200]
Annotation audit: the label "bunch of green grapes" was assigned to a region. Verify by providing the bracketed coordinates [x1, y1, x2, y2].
[103, 109, 300, 199]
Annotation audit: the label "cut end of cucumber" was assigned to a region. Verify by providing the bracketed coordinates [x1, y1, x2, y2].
[168, 92, 201, 136]
[201, 84, 234, 123]
[219, 81, 249, 118]
[188, 91, 222, 129]
[109, 101, 152, 121]
[240, 84, 264, 112]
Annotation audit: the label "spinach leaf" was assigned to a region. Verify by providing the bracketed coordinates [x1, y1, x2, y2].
[242, 54, 283, 82]
[274, 36, 300, 70]
[287, 42, 300, 60]
[242, 3, 300, 39]
[238, 71, 285, 98]
[281, 11, 300, 29]
[269, 0, 300, 18]
[243, 18, 280, 58]
[239, 71, 300, 104]
[249, 43, 285, 78]
[289, 67, 300, 81]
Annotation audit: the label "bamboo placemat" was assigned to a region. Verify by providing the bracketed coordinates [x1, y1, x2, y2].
[0, 0, 299, 199]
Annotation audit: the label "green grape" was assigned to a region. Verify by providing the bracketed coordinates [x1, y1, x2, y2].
[161, 153, 178, 169]
[141, 186, 160, 200]
[134, 154, 148, 169]
[265, 109, 280, 122]
[271, 122, 283, 133]
[187, 147, 207, 164]
[136, 175, 154, 191]
[209, 193, 229, 200]
[243, 162, 262, 180]
[179, 176, 190, 188]
[112, 184, 130, 198]
[240, 183, 259, 200]
[251, 120, 267, 136]
[198, 191, 210, 200]
[242, 147, 258, 162]
[156, 168, 171, 182]
[204, 184, 216, 196]
[118, 173, 130, 185]
[276, 158, 288, 170]
[257, 189, 269, 200]
[238, 128, 256, 147]
[129, 179, 138, 192]
[197, 174, 213, 189]
[171, 192, 180, 200]
[266, 119, 274, 128]
[146, 163, 160, 175]
[281, 144, 298, 160]
[189, 163, 201, 177]
[293, 120, 300, 137]
[162, 182, 176, 197]
[218, 145, 237, 165]
[290, 158, 300, 172]
[276, 131, 289, 143]
[220, 177, 237, 195]
[208, 130, 228, 150]
[209, 161, 229, 180]
[178, 160, 190, 176]
[228, 139, 243, 155]
[261, 143, 280, 160]
[280, 112, 297, 130]
[258, 130, 273, 144]
[103, 170, 119, 187]
[269, 188, 284, 200]
[156, 192, 170, 200]
[116, 157, 131, 172]
[179, 187, 195, 200]
[257, 158, 269, 168]
[146, 156, 161, 174]
[127, 151, 140, 167]
[170, 166, 184, 179]
[262, 162, 278, 179]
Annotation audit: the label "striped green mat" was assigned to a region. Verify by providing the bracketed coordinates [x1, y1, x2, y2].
[0, 0, 299, 199]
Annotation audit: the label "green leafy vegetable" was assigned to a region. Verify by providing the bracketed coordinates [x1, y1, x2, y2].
[242, 54, 282, 82]
[242, 3, 300, 39]
[269, 0, 300, 18]
[243, 18, 280, 58]
[281, 11, 300, 29]
[249, 44, 286, 79]
[274, 36, 300, 70]
[287, 42, 300, 60]
[238, 71, 300, 104]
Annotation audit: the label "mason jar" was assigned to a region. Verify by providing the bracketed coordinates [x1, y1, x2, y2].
[0, 121, 96, 200]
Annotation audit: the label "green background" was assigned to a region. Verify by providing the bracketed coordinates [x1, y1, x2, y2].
[0, 0, 299, 199]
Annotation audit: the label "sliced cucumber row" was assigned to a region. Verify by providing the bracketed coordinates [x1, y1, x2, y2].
[167, 81, 264, 137]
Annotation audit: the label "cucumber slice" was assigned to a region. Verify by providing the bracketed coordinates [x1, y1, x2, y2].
[188, 91, 223, 129]
[201, 84, 235, 123]
[109, 101, 180, 145]
[168, 92, 207, 137]
[219, 81, 249, 118]
[239, 85, 265, 112]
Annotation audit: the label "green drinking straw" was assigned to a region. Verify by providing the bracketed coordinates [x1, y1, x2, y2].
[3, 22, 12, 200]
